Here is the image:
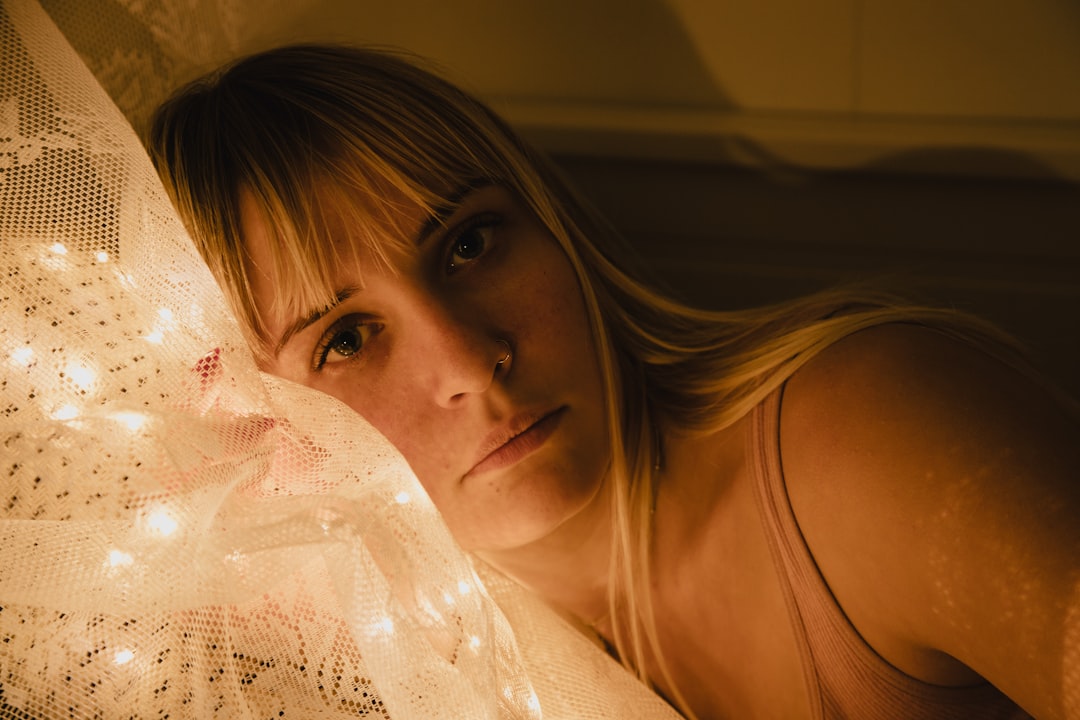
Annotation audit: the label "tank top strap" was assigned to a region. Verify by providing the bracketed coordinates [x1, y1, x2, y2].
[748, 386, 825, 719]
[747, 385, 1033, 719]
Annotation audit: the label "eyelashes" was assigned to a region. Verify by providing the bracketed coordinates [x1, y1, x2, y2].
[313, 315, 380, 369]
[445, 212, 501, 274]
[311, 209, 504, 371]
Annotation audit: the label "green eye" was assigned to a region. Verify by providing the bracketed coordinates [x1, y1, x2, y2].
[315, 316, 378, 369]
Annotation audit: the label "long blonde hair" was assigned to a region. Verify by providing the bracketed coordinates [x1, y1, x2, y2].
[148, 44, 1029, 717]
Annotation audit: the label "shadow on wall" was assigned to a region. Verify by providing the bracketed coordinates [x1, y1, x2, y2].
[552, 144, 1080, 400]
[282, 0, 735, 110]
[42, 0, 738, 157]
[37, 0, 1080, 399]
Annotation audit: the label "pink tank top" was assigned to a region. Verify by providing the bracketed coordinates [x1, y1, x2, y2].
[749, 388, 1034, 719]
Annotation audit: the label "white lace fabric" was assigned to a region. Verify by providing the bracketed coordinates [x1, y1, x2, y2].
[0, 1, 683, 717]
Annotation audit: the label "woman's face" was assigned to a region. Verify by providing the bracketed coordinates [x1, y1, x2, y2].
[240, 182, 610, 552]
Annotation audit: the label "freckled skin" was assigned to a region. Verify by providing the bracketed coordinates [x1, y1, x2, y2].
[241, 183, 1080, 719]
[780, 325, 1080, 718]
[240, 183, 610, 554]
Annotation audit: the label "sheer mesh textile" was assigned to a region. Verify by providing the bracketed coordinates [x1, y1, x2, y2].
[0, 1, 682, 717]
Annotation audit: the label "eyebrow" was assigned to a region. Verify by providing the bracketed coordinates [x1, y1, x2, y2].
[414, 181, 487, 246]
[273, 286, 359, 357]
[272, 181, 489, 356]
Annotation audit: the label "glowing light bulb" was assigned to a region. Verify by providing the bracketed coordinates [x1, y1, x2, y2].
[146, 509, 178, 536]
[394, 491, 411, 504]
[64, 362, 96, 391]
[108, 549, 134, 567]
[9, 347, 33, 366]
[157, 307, 174, 322]
[527, 691, 541, 713]
[468, 635, 481, 651]
[114, 649, 135, 665]
[374, 617, 395, 635]
[457, 580, 472, 596]
[110, 411, 147, 432]
[49, 243, 67, 255]
[95, 251, 109, 263]
[143, 329, 164, 344]
[52, 404, 79, 421]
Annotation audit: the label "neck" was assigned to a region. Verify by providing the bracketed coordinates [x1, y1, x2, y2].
[475, 478, 614, 626]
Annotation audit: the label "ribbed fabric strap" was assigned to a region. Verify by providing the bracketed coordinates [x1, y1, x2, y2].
[749, 387, 1033, 720]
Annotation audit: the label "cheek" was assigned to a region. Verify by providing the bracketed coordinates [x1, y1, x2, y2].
[333, 379, 457, 485]
[524, 258, 597, 365]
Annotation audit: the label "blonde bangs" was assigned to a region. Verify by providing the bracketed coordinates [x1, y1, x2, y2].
[150, 44, 532, 362]
[246, 139, 504, 337]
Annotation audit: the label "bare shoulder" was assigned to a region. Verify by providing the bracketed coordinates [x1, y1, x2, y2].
[779, 322, 1080, 717]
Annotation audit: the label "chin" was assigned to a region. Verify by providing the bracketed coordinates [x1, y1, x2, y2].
[458, 465, 609, 554]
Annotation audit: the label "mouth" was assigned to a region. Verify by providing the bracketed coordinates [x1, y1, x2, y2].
[465, 407, 566, 479]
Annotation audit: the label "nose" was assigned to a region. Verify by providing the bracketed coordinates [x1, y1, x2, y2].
[406, 295, 507, 408]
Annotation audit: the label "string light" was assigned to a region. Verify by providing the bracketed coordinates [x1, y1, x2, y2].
[64, 362, 97, 391]
[373, 617, 395, 636]
[145, 508, 179, 536]
[141, 307, 180, 345]
[107, 549, 134, 568]
[9, 347, 33, 366]
[51, 404, 79, 421]
[110, 411, 148, 432]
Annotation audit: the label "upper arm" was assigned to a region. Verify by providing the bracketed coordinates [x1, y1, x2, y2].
[780, 322, 1080, 719]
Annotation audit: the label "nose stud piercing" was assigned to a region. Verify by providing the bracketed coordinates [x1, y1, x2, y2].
[496, 339, 512, 367]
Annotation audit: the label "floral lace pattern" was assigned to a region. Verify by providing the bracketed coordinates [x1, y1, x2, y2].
[0, 1, 684, 718]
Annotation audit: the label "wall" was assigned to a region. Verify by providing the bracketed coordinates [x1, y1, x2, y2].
[269, 0, 1080, 179]
[58, 0, 1079, 394]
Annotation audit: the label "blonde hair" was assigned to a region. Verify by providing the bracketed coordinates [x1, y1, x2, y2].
[148, 44, 1030, 717]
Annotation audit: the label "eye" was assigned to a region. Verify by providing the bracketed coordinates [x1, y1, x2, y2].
[314, 315, 379, 369]
[447, 214, 501, 273]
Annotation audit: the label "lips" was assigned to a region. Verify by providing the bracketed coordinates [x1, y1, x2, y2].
[465, 407, 566, 478]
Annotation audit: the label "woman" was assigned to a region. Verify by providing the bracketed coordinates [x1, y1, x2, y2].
[149, 44, 1078, 719]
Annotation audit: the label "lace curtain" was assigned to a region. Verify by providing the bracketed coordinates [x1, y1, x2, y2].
[0, 1, 682, 717]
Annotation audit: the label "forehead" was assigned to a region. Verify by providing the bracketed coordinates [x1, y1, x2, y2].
[236, 180, 422, 339]
[244, 170, 432, 256]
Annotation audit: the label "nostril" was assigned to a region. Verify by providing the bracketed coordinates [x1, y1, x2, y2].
[433, 336, 512, 408]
